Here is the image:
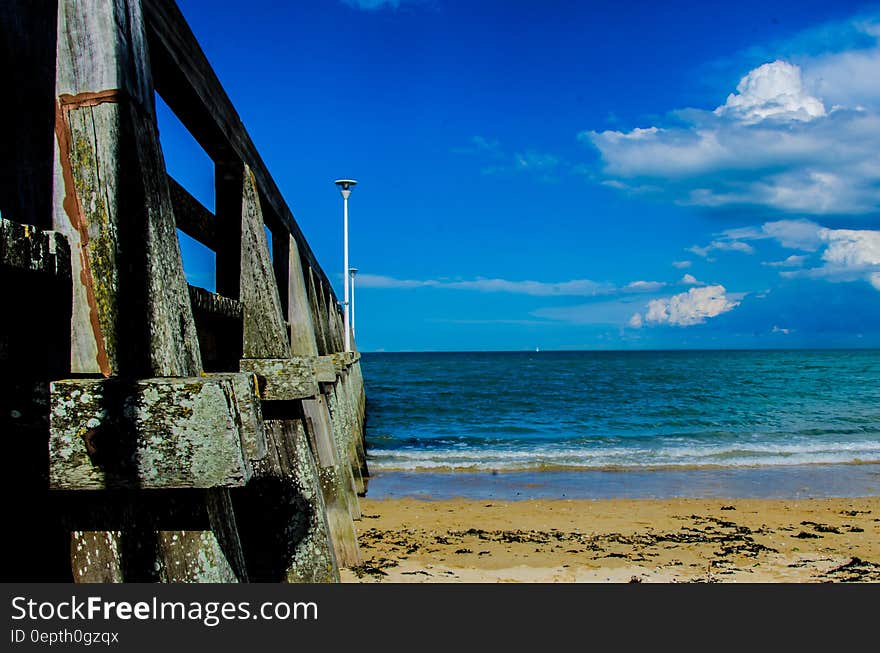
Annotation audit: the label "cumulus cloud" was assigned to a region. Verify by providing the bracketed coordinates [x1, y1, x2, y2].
[714, 60, 826, 123]
[680, 273, 701, 285]
[719, 218, 880, 289]
[792, 227, 880, 289]
[672, 260, 692, 269]
[583, 20, 880, 216]
[356, 274, 667, 297]
[632, 285, 741, 327]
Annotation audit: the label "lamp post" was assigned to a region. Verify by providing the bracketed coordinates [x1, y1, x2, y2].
[334, 179, 357, 352]
[349, 267, 358, 341]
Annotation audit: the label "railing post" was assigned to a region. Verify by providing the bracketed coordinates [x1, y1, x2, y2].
[233, 164, 341, 581]
[51, 0, 246, 583]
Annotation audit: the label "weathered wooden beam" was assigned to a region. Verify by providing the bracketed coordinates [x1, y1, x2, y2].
[306, 267, 330, 356]
[51, 0, 247, 584]
[239, 357, 319, 401]
[187, 284, 242, 321]
[314, 356, 337, 383]
[329, 352, 360, 372]
[303, 395, 361, 566]
[53, 0, 203, 379]
[326, 379, 366, 503]
[142, 0, 339, 308]
[229, 163, 340, 581]
[281, 234, 320, 358]
[49, 373, 267, 490]
[240, 166, 289, 358]
[168, 174, 216, 249]
[0, 217, 71, 277]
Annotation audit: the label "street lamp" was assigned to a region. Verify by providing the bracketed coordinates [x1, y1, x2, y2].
[334, 179, 357, 352]
[349, 267, 359, 341]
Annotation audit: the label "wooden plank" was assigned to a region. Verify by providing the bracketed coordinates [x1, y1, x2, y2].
[239, 357, 319, 401]
[239, 165, 289, 358]
[168, 175, 216, 249]
[307, 267, 331, 356]
[235, 419, 338, 582]
[315, 356, 337, 383]
[142, 0, 339, 307]
[230, 163, 340, 581]
[52, 3, 201, 378]
[325, 284, 344, 353]
[284, 235, 320, 357]
[49, 373, 265, 490]
[187, 284, 242, 321]
[302, 395, 361, 566]
[326, 381, 365, 505]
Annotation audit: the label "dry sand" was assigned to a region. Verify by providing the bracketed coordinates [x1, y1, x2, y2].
[340, 497, 880, 583]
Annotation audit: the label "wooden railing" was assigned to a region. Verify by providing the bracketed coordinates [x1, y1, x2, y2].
[0, 0, 367, 583]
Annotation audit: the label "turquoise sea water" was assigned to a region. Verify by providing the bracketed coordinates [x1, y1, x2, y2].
[360, 350, 880, 498]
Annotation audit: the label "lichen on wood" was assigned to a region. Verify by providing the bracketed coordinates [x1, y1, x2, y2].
[49, 374, 265, 490]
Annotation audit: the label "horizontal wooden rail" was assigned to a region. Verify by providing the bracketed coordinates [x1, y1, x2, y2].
[187, 284, 242, 320]
[49, 373, 267, 490]
[168, 175, 217, 249]
[143, 0, 339, 309]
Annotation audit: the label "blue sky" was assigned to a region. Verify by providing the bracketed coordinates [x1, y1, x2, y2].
[160, 0, 880, 351]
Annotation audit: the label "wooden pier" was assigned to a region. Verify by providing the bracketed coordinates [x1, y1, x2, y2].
[1, 0, 368, 582]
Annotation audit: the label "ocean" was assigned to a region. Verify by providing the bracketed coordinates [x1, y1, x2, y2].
[359, 350, 880, 499]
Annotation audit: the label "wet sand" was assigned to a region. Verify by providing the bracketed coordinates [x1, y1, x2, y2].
[340, 497, 880, 583]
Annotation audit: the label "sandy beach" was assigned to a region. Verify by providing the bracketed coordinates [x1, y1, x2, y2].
[340, 497, 880, 583]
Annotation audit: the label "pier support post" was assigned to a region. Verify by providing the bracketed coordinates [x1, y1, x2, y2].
[232, 165, 341, 580]
[51, 0, 246, 582]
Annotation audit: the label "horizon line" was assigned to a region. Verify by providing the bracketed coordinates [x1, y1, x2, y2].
[359, 346, 880, 354]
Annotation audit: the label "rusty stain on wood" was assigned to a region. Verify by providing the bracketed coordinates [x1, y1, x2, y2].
[58, 88, 123, 110]
[54, 96, 112, 376]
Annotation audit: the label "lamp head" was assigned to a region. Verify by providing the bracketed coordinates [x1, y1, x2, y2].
[349, 267, 358, 277]
[334, 179, 358, 200]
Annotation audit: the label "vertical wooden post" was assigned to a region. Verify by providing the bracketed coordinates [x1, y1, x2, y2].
[277, 232, 360, 565]
[233, 164, 339, 581]
[52, 0, 246, 583]
[307, 267, 330, 355]
[283, 236, 320, 358]
[324, 284, 344, 353]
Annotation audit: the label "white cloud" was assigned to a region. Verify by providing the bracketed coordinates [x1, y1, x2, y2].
[763, 254, 809, 267]
[672, 260, 692, 269]
[791, 227, 880, 289]
[724, 218, 880, 290]
[628, 313, 644, 328]
[638, 285, 741, 327]
[342, 0, 417, 9]
[625, 280, 666, 292]
[513, 151, 560, 171]
[688, 240, 755, 257]
[356, 274, 666, 297]
[820, 227, 880, 267]
[760, 219, 825, 250]
[714, 60, 826, 123]
[457, 136, 562, 179]
[583, 19, 880, 216]
[680, 273, 701, 285]
[772, 325, 793, 334]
